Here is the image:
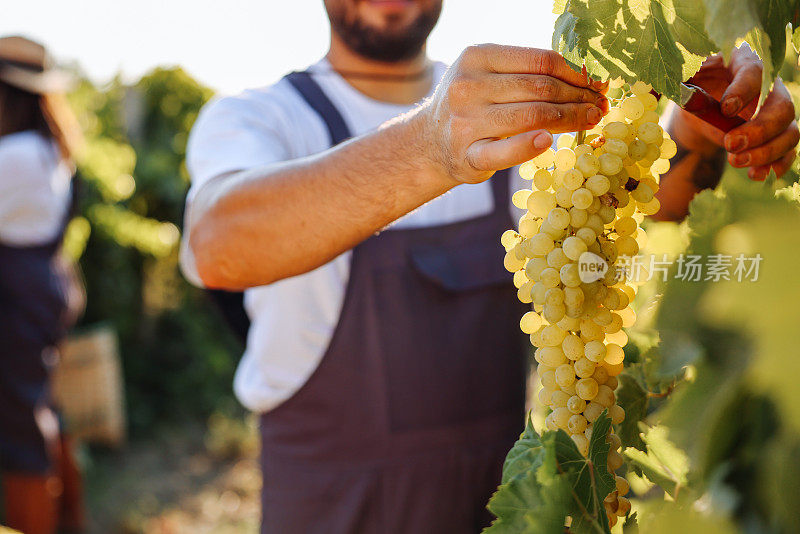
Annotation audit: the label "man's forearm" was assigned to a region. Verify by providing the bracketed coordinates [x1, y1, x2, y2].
[189, 110, 453, 289]
[653, 104, 727, 222]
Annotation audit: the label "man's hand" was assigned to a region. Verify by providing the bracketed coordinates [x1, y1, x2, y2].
[669, 44, 799, 180]
[419, 45, 608, 185]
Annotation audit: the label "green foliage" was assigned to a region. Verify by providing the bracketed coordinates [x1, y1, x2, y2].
[486, 414, 615, 534]
[68, 69, 239, 435]
[553, 0, 800, 104]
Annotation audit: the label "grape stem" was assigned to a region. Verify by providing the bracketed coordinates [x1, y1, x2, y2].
[576, 129, 586, 146]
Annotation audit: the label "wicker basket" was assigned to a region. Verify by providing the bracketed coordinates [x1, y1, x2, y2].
[52, 325, 126, 447]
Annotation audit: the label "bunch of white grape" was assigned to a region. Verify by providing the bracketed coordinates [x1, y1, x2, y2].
[501, 80, 676, 527]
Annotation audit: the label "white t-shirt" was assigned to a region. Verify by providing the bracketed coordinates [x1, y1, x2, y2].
[0, 131, 72, 247]
[182, 59, 528, 413]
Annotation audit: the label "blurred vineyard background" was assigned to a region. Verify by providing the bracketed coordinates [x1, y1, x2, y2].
[60, 68, 261, 533]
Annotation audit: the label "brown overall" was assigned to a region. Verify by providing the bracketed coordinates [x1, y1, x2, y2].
[259, 71, 529, 533]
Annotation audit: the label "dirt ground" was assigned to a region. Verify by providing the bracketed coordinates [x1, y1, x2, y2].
[84, 416, 261, 534]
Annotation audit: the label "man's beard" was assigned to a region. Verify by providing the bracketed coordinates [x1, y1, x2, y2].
[327, 3, 442, 63]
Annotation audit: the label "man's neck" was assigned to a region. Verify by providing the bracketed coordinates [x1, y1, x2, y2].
[326, 33, 433, 105]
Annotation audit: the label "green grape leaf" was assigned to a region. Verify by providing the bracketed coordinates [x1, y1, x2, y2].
[501, 415, 544, 484]
[555, 0, 716, 101]
[615, 374, 649, 452]
[758, 0, 791, 66]
[703, 0, 760, 59]
[623, 425, 689, 499]
[487, 415, 616, 534]
[554, 413, 615, 534]
[486, 424, 572, 533]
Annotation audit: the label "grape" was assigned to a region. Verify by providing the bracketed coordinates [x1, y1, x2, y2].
[557, 134, 575, 149]
[555, 363, 576, 388]
[603, 138, 628, 158]
[552, 390, 571, 408]
[627, 139, 647, 161]
[576, 153, 600, 177]
[525, 257, 547, 279]
[638, 197, 661, 215]
[517, 282, 534, 303]
[574, 143, 593, 158]
[546, 247, 570, 270]
[546, 207, 571, 229]
[555, 186, 575, 209]
[512, 189, 532, 209]
[595, 384, 616, 407]
[615, 216, 637, 236]
[518, 160, 538, 180]
[562, 168, 586, 190]
[530, 282, 547, 304]
[503, 250, 525, 272]
[518, 216, 540, 237]
[552, 407, 572, 429]
[598, 204, 616, 224]
[615, 235, 639, 257]
[540, 346, 567, 366]
[575, 357, 596, 378]
[571, 188, 593, 210]
[527, 190, 557, 217]
[585, 174, 611, 196]
[532, 148, 556, 168]
[570, 207, 589, 228]
[555, 148, 577, 170]
[572, 433, 589, 456]
[538, 387, 553, 406]
[660, 138, 677, 159]
[557, 315, 581, 332]
[584, 340, 607, 363]
[541, 325, 568, 346]
[566, 396, 586, 416]
[543, 301, 566, 323]
[560, 263, 582, 288]
[598, 153, 623, 176]
[533, 168, 553, 191]
[528, 233, 556, 256]
[568, 413, 588, 434]
[575, 227, 596, 247]
[621, 96, 644, 120]
[513, 270, 529, 288]
[501, 229, 522, 250]
[520, 311, 543, 334]
[593, 365, 610, 385]
[562, 334, 585, 361]
[609, 404, 625, 425]
[603, 122, 629, 140]
[563, 236, 588, 261]
[584, 214, 605, 236]
[536, 266, 557, 287]
[583, 401, 605, 422]
[637, 122, 662, 144]
[576, 378, 599, 400]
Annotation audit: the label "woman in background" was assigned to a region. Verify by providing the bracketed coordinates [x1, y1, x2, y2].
[0, 36, 85, 534]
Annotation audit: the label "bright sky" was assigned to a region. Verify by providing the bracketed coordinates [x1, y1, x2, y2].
[5, 0, 557, 94]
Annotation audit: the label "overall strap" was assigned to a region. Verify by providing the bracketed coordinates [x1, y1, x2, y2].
[490, 168, 511, 217]
[285, 71, 352, 147]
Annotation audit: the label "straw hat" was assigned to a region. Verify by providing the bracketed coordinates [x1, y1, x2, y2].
[0, 36, 73, 94]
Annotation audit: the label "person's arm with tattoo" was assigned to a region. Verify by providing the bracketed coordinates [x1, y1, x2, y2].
[654, 45, 799, 222]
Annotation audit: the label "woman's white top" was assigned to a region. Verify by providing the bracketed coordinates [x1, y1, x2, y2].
[0, 131, 72, 247]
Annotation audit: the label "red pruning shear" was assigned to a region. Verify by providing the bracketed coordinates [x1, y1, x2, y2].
[672, 82, 746, 133]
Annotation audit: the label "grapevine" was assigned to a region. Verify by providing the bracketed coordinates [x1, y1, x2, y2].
[501, 81, 675, 529]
